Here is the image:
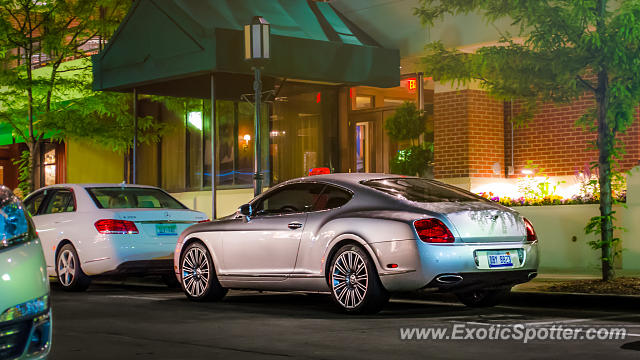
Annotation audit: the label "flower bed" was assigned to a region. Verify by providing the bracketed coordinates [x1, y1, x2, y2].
[478, 192, 626, 207]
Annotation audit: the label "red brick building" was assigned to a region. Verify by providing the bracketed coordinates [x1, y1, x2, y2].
[430, 85, 640, 196]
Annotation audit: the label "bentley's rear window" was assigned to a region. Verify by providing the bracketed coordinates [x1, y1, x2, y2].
[87, 187, 186, 209]
[362, 178, 488, 203]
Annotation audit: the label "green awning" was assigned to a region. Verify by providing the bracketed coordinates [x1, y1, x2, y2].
[0, 124, 55, 146]
[0, 124, 14, 146]
[92, 0, 400, 94]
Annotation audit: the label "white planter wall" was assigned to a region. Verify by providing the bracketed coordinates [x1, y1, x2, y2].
[517, 205, 605, 274]
[516, 166, 640, 275]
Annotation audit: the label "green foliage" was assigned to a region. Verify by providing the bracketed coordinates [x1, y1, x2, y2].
[585, 212, 625, 262]
[40, 65, 168, 153]
[390, 144, 433, 176]
[0, 0, 132, 183]
[517, 161, 564, 199]
[12, 150, 31, 197]
[415, 0, 640, 280]
[384, 101, 433, 176]
[384, 101, 426, 143]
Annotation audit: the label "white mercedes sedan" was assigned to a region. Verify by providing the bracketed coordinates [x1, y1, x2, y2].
[23, 184, 208, 291]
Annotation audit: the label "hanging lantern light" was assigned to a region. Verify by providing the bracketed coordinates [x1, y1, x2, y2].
[244, 16, 271, 62]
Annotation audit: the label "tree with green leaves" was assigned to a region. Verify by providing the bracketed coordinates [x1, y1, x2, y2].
[385, 101, 426, 146]
[415, 0, 640, 280]
[0, 0, 130, 191]
[41, 63, 166, 154]
[385, 101, 433, 176]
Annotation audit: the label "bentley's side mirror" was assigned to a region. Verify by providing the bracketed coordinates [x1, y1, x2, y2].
[239, 204, 254, 218]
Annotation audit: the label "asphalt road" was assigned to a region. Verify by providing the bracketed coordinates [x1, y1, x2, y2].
[48, 280, 640, 360]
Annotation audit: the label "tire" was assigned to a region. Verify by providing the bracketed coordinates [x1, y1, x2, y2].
[329, 244, 389, 314]
[180, 242, 227, 302]
[56, 243, 91, 292]
[455, 288, 511, 308]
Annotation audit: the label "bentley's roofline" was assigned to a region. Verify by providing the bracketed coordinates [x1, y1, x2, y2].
[295, 173, 416, 184]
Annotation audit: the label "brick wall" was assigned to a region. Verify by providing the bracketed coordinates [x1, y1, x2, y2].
[468, 90, 505, 177]
[435, 89, 640, 179]
[434, 90, 504, 178]
[506, 96, 640, 177]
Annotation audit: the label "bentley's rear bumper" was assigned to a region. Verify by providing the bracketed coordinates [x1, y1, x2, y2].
[372, 239, 539, 292]
[422, 270, 538, 292]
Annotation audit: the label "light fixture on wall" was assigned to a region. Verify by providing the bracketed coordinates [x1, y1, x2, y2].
[243, 134, 251, 150]
[522, 169, 534, 175]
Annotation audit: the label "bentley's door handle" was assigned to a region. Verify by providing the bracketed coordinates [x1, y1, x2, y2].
[288, 222, 303, 230]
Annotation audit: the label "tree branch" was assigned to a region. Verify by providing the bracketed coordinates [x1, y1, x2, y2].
[576, 75, 597, 92]
[55, 65, 91, 73]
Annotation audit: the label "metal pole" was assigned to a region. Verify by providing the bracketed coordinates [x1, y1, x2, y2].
[210, 74, 217, 219]
[132, 88, 138, 184]
[253, 66, 263, 197]
[418, 72, 424, 111]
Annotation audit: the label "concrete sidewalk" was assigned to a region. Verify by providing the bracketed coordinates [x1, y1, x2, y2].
[513, 274, 602, 293]
[502, 274, 640, 310]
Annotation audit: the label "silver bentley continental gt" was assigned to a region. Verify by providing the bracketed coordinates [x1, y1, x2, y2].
[173, 174, 539, 314]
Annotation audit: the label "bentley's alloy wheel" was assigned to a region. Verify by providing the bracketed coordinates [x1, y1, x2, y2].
[181, 242, 227, 302]
[182, 245, 210, 297]
[329, 244, 389, 314]
[56, 243, 91, 292]
[332, 251, 368, 309]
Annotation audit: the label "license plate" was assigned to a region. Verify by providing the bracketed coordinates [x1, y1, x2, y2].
[488, 254, 513, 268]
[156, 224, 177, 236]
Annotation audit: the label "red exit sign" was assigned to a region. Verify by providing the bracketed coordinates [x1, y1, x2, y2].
[407, 78, 417, 91]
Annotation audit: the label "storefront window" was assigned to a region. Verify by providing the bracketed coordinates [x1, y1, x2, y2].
[215, 100, 268, 187]
[187, 106, 203, 189]
[152, 83, 337, 192]
[271, 83, 338, 184]
[160, 101, 186, 193]
[215, 101, 235, 186]
[43, 149, 56, 186]
[382, 98, 406, 107]
[353, 95, 374, 110]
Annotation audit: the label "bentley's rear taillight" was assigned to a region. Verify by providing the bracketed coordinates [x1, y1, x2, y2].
[414, 219, 455, 243]
[523, 218, 537, 242]
[95, 219, 139, 234]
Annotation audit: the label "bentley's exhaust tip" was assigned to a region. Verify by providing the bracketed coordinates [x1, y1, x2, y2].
[528, 272, 538, 280]
[435, 274, 464, 285]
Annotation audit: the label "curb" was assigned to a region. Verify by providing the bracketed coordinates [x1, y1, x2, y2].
[402, 289, 640, 310]
[505, 290, 640, 310]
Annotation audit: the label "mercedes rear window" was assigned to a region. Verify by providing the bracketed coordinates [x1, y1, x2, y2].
[87, 187, 186, 209]
[362, 178, 489, 203]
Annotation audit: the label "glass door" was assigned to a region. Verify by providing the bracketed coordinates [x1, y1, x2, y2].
[355, 122, 370, 173]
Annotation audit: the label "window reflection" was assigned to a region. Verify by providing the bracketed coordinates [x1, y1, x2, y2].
[152, 83, 338, 192]
[43, 148, 56, 186]
[215, 101, 268, 187]
[271, 83, 338, 184]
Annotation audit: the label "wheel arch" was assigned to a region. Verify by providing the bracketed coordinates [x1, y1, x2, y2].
[54, 239, 75, 266]
[322, 234, 383, 287]
[179, 235, 222, 279]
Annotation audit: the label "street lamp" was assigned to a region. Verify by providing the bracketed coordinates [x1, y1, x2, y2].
[244, 16, 270, 197]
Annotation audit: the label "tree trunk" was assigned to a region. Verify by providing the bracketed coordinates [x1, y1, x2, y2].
[596, 69, 614, 282]
[26, 68, 36, 192]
